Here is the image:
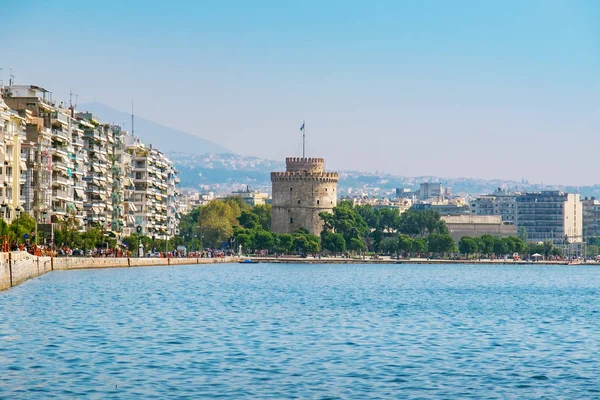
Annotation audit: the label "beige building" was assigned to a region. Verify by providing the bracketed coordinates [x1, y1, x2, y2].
[442, 215, 517, 242]
[516, 191, 582, 244]
[271, 157, 338, 235]
[232, 186, 269, 206]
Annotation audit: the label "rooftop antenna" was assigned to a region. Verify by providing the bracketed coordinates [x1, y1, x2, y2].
[300, 120, 306, 158]
[9, 68, 14, 86]
[0, 68, 3, 86]
[131, 100, 135, 137]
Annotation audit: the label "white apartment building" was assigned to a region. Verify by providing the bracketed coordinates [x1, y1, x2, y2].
[516, 191, 582, 244]
[470, 189, 518, 225]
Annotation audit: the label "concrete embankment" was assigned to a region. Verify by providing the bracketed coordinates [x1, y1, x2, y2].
[0, 252, 233, 292]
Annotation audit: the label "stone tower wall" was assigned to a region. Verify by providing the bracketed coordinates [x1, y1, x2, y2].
[271, 164, 338, 235]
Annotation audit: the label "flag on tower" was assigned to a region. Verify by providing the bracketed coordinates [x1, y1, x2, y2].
[300, 122, 305, 131]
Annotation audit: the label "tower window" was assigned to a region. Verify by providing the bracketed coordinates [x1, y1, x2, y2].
[325, 188, 327, 192]
[290, 218, 294, 223]
[297, 200, 301, 204]
[290, 187, 293, 191]
[317, 200, 320, 205]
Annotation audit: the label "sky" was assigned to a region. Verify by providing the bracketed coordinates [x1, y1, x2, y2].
[2, 0, 599, 185]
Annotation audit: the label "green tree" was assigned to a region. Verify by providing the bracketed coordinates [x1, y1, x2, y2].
[320, 201, 369, 245]
[253, 230, 275, 251]
[412, 238, 427, 254]
[377, 208, 400, 234]
[321, 231, 346, 255]
[347, 237, 366, 253]
[480, 234, 495, 255]
[379, 236, 398, 255]
[398, 234, 414, 256]
[355, 204, 379, 229]
[427, 233, 456, 256]
[274, 233, 293, 254]
[459, 236, 479, 256]
[238, 210, 260, 229]
[236, 233, 253, 252]
[252, 204, 272, 231]
[493, 237, 508, 256]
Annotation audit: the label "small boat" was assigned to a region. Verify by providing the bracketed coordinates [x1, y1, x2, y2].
[239, 259, 259, 264]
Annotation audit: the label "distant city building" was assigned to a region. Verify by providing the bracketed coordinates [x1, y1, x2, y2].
[470, 188, 519, 225]
[516, 191, 582, 244]
[419, 182, 442, 200]
[231, 186, 269, 206]
[412, 202, 469, 216]
[442, 215, 517, 242]
[581, 198, 600, 240]
[271, 157, 338, 235]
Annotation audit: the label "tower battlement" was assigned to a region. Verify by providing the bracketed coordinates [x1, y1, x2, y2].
[270, 171, 339, 183]
[285, 157, 324, 173]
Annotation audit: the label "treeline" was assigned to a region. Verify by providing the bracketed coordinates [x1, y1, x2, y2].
[170, 198, 574, 258]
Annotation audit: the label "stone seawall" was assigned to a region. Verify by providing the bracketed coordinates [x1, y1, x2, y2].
[0, 252, 234, 291]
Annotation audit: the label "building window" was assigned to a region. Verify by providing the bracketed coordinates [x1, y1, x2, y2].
[290, 218, 293, 223]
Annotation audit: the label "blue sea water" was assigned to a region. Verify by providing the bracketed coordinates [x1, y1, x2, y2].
[1, 263, 600, 399]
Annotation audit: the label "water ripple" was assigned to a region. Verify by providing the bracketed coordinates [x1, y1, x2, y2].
[2, 263, 600, 398]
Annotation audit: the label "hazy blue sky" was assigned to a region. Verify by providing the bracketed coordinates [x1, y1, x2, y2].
[3, 1, 599, 184]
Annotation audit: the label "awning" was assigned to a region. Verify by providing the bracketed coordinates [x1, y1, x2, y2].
[92, 206, 101, 214]
[155, 195, 162, 201]
[127, 215, 135, 224]
[19, 161, 27, 170]
[66, 202, 76, 212]
[128, 202, 138, 212]
[74, 188, 85, 198]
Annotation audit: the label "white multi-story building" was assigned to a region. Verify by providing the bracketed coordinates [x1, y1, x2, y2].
[516, 191, 582, 244]
[470, 189, 519, 225]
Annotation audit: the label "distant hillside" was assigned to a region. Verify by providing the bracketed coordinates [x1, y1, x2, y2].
[78, 102, 231, 154]
[168, 153, 600, 199]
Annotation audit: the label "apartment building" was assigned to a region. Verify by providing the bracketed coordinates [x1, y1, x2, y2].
[581, 198, 600, 240]
[516, 191, 582, 244]
[2, 83, 180, 240]
[470, 188, 518, 225]
[0, 93, 26, 222]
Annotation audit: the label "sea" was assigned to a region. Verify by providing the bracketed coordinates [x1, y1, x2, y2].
[1, 263, 600, 399]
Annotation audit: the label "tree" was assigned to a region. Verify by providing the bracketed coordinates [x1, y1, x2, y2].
[379, 237, 398, 255]
[320, 201, 369, 244]
[253, 230, 274, 251]
[305, 234, 321, 253]
[236, 233, 253, 252]
[397, 209, 447, 237]
[252, 204, 272, 231]
[427, 233, 456, 256]
[293, 235, 308, 253]
[321, 232, 346, 255]
[198, 200, 240, 247]
[355, 204, 379, 229]
[347, 237, 366, 253]
[493, 238, 508, 256]
[238, 210, 260, 229]
[377, 207, 400, 234]
[459, 236, 479, 256]
[275, 233, 293, 254]
[412, 238, 427, 254]
[480, 234, 495, 255]
[398, 234, 414, 256]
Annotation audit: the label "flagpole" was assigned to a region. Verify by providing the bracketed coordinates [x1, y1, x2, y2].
[302, 120, 305, 158]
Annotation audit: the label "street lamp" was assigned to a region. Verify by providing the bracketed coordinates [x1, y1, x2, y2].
[15, 207, 22, 246]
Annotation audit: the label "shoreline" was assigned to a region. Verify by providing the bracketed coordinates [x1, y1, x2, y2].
[1, 252, 593, 292]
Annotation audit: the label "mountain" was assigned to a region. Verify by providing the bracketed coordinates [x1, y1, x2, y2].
[77, 102, 232, 154]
